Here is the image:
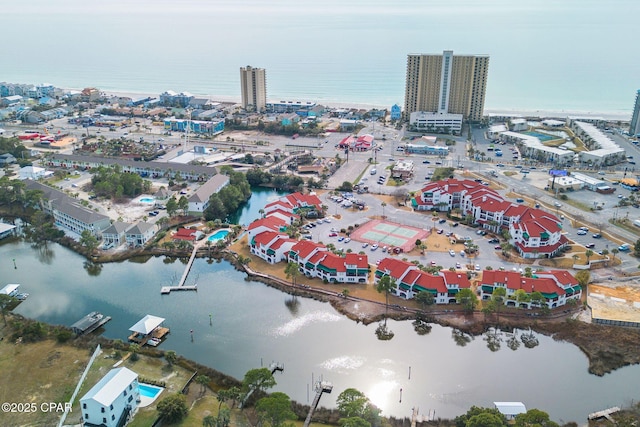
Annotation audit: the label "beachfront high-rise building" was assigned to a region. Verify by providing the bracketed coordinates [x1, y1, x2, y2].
[629, 89, 640, 137]
[240, 65, 267, 113]
[404, 50, 489, 122]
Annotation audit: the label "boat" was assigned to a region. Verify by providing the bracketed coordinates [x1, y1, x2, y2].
[146, 338, 162, 347]
[15, 293, 29, 301]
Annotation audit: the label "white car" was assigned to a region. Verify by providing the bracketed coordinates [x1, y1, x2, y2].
[362, 242, 368, 248]
[324, 218, 332, 223]
[577, 230, 587, 235]
[449, 249, 456, 256]
[371, 244, 379, 251]
[344, 238, 351, 243]
[475, 264, 481, 271]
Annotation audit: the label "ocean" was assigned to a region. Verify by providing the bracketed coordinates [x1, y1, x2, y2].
[1, 0, 638, 118]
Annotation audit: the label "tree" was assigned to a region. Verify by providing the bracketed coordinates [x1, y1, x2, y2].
[467, 412, 507, 427]
[284, 261, 300, 286]
[255, 392, 297, 427]
[491, 287, 507, 321]
[574, 270, 590, 288]
[242, 367, 277, 404]
[216, 407, 231, 427]
[79, 230, 99, 254]
[166, 196, 179, 216]
[336, 388, 380, 424]
[375, 275, 396, 318]
[196, 374, 210, 396]
[157, 393, 188, 423]
[338, 181, 353, 192]
[415, 291, 435, 308]
[381, 201, 387, 218]
[584, 249, 594, 265]
[165, 350, 177, 367]
[0, 294, 16, 326]
[339, 417, 371, 427]
[128, 343, 140, 362]
[514, 409, 559, 427]
[457, 288, 477, 313]
[203, 415, 216, 427]
[454, 406, 507, 427]
[530, 291, 545, 308]
[178, 195, 189, 215]
[611, 247, 620, 259]
[217, 386, 242, 410]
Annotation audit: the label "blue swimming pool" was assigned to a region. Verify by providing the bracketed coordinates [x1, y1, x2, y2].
[208, 229, 230, 242]
[139, 383, 163, 398]
[139, 197, 155, 204]
[522, 131, 556, 142]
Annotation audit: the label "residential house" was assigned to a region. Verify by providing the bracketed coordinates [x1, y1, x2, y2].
[172, 227, 203, 242]
[249, 231, 297, 264]
[80, 367, 140, 427]
[0, 153, 17, 165]
[18, 165, 53, 180]
[102, 221, 130, 247]
[263, 192, 323, 218]
[187, 174, 230, 215]
[0, 223, 17, 240]
[125, 222, 156, 247]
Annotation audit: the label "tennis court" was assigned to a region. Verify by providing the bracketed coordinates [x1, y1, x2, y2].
[350, 219, 429, 252]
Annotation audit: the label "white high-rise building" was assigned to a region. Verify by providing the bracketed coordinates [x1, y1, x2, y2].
[629, 89, 640, 137]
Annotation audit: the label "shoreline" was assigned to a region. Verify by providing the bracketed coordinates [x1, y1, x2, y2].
[59, 86, 633, 121]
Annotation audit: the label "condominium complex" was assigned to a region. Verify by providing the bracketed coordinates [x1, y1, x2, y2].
[630, 89, 640, 137]
[404, 50, 489, 122]
[240, 65, 267, 112]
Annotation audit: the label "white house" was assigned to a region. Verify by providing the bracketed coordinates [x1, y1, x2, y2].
[18, 165, 53, 180]
[125, 222, 156, 247]
[102, 221, 130, 247]
[188, 174, 230, 215]
[80, 367, 140, 427]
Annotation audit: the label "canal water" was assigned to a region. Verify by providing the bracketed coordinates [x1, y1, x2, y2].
[2, 240, 639, 423]
[227, 186, 288, 226]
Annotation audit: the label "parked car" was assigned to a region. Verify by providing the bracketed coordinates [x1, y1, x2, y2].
[338, 236, 344, 242]
[585, 243, 596, 249]
[344, 238, 351, 243]
[475, 264, 481, 271]
[577, 230, 587, 235]
[494, 245, 502, 250]
[329, 232, 338, 237]
[455, 262, 461, 269]
[371, 244, 379, 251]
[362, 242, 368, 248]
[449, 249, 455, 256]
[488, 238, 499, 244]
[592, 233, 602, 239]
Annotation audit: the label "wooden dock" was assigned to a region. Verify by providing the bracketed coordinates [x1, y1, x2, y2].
[161, 285, 197, 294]
[161, 246, 199, 294]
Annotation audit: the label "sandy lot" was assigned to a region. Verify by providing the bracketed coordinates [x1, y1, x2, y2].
[588, 281, 640, 322]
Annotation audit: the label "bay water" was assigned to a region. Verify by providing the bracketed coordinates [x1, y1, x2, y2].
[1, 0, 638, 117]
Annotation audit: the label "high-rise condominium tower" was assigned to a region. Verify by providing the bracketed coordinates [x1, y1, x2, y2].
[404, 50, 489, 122]
[630, 90, 640, 137]
[240, 65, 267, 112]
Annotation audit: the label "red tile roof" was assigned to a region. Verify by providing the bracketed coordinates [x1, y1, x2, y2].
[253, 230, 281, 246]
[248, 216, 287, 231]
[291, 240, 326, 259]
[538, 270, 578, 286]
[173, 227, 197, 241]
[344, 253, 369, 268]
[440, 270, 471, 289]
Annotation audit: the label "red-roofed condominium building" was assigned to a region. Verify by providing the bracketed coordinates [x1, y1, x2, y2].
[288, 241, 369, 283]
[249, 231, 298, 264]
[479, 269, 582, 309]
[374, 257, 470, 304]
[411, 178, 567, 259]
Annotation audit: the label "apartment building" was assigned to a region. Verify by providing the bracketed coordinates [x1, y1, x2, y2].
[240, 65, 267, 112]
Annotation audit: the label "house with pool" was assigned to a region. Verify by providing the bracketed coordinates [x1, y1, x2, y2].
[80, 367, 140, 427]
[374, 257, 470, 303]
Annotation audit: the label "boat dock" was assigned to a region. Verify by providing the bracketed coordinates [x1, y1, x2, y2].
[160, 245, 199, 294]
[588, 407, 620, 422]
[71, 312, 112, 336]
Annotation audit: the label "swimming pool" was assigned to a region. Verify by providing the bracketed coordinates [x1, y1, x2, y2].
[522, 131, 556, 142]
[208, 229, 230, 242]
[139, 383, 163, 398]
[139, 197, 155, 204]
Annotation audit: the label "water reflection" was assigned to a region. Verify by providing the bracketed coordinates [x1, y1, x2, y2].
[284, 295, 300, 316]
[34, 244, 54, 264]
[83, 261, 103, 276]
[483, 328, 502, 352]
[451, 328, 473, 346]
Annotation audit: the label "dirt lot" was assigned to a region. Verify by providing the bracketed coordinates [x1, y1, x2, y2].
[588, 281, 640, 322]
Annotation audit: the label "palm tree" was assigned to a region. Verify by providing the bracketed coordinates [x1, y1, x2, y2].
[376, 275, 395, 319]
[585, 249, 594, 265]
[196, 375, 210, 396]
[381, 201, 387, 219]
[611, 248, 619, 260]
[284, 261, 300, 287]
